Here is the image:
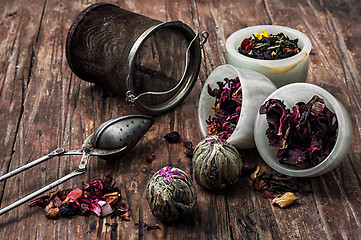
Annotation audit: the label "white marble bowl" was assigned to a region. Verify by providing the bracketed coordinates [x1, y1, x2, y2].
[198, 64, 276, 149]
[226, 25, 312, 88]
[254, 83, 352, 177]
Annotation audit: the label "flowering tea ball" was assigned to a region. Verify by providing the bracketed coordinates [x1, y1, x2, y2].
[193, 135, 242, 190]
[146, 166, 197, 222]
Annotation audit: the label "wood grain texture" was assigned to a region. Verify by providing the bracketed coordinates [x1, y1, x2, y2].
[0, 0, 360, 239]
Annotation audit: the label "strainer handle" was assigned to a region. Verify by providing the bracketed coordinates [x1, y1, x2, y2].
[126, 31, 209, 105]
[0, 168, 86, 216]
[0, 148, 82, 183]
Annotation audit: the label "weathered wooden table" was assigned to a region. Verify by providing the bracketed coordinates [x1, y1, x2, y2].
[1, 0, 360, 239]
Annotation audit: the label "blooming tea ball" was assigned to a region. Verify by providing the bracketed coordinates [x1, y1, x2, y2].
[193, 135, 242, 190]
[146, 166, 197, 222]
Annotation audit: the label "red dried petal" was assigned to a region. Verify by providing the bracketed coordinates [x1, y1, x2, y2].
[68, 188, 83, 201]
[240, 38, 251, 50]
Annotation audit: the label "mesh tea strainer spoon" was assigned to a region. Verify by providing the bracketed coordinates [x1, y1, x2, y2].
[0, 115, 154, 215]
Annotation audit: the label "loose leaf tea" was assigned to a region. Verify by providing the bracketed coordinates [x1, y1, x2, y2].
[245, 165, 311, 208]
[260, 95, 338, 168]
[206, 77, 242, 140]
[29, 171, 130, 220]
[238, 30, 301, 60]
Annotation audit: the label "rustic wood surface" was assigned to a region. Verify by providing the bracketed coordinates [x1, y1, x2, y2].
[0, 0, 360, 239]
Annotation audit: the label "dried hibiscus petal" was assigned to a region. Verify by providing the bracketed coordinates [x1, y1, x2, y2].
[29, 171, 128, 221]
[101, 204, 113, 217]
[28, 196, 49, 207]
[206, 77, 242, 140]
[260, 95, 337, 168]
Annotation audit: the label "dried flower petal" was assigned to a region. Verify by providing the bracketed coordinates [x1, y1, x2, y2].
[30, 172, 124, 220]
[120, 211, 130, 221]
[101, 204, 113, 217]
[28, 196, 49, 208]
[261, 194, 275, 200]
[53, 196, 62, 207]
[271, 192, 298, 208]
[260, 95, 338, 168]
[68, 188, 83, 201]
[206, 77, 242, 139]
[90, 200, 102, 216]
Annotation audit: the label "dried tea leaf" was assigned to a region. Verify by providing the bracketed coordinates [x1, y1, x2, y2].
[238, 31, 301, 60]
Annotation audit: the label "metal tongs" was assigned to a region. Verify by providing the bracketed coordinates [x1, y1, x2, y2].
[0, 115, 154, 216]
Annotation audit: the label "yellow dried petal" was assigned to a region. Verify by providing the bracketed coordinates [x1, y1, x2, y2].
[262, 30, 269, 38]
[254, 32, 262, 40]
[272, 192, 298, 208]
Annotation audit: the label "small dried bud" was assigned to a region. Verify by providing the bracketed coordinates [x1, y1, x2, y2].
[272, 192, 298, 208]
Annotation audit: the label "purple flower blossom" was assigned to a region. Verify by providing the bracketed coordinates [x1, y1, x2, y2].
[158, 167, 185, 182]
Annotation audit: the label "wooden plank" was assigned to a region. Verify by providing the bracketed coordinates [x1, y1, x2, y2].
[0, 0, 360, 239]
[0, 0, 48, 239]
[262, 0, 361, 239]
